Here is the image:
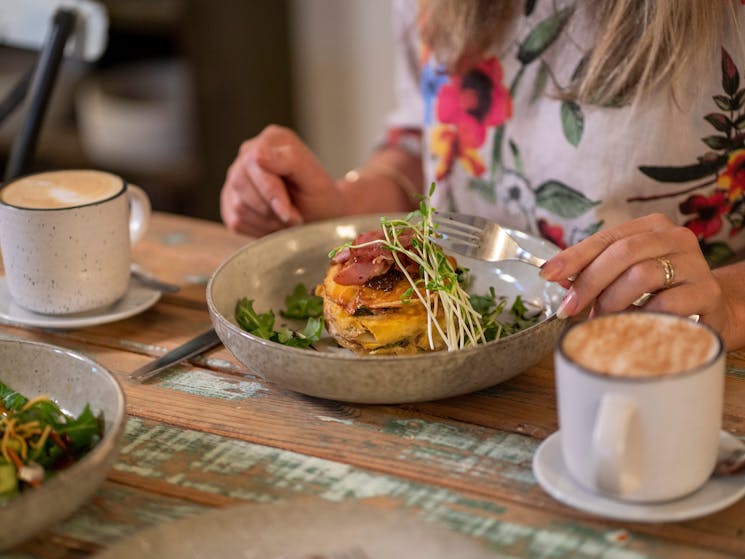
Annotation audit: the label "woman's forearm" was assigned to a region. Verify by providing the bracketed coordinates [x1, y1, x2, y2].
[336, 147, 424, 215]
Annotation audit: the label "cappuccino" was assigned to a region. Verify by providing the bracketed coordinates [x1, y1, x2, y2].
[0, 169, 150, 314]
[1, 170, 123, 209]
[554, 310, 725, 503]
[561, 312, 719, 377]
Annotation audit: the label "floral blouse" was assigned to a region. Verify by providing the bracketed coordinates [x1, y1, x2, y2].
[385, 0, 745, 265]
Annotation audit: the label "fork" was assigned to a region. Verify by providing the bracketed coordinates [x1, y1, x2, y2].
[432, 211, 547, 268]
[432, 212, 661, 310]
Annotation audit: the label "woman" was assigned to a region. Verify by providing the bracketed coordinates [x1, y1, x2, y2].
[220, 0, 745, 350]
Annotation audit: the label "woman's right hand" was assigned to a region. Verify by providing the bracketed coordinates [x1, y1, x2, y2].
[220, 125, 345, 237]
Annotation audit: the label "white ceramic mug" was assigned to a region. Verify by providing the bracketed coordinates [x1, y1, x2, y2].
[555, 311, 725, 503]
[0, 169, 151, 314]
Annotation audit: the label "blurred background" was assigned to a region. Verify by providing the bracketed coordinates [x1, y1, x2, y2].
[0, 0, 396, 221]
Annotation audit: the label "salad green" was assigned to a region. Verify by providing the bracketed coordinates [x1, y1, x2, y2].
[329, 183, 540, 351]
[234, 185, 542, 352]
[235, 283, 324, 349]
[0, 382, 103, 500]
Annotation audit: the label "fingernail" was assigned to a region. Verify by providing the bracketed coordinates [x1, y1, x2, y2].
[556, 289, 577, 319]
[270, 197, 291, 224]
[539, 259, 563, 281]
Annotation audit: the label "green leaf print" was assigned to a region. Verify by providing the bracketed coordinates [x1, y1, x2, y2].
[713, 95, 736, 111]
[508, 139, 525, 174]
[490, 126, 506, 174]
[702, 135, 732, 150]
[535, 180, 600, 218]
[721, 47, 740, 96]
[510, 65, 526, 97]
[704, 113, 732, 133]
[560, 101, 584, 146]
[734, 89, 745, 111]
[639, 156, 727, 183]
[569, 220, 604, 246]
[571, 54, 588, 82]
[583, 220, 604, 237]
[702, 241, 735, 266]
[735, 114, 745, 130]
[530, 60, 550, 104]
[468, 177, 497, 203]
[517, 6, 574, 65]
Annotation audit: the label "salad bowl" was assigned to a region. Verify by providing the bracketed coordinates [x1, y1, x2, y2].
[0, 338, 126, 549]
[207, 214, 566, 404]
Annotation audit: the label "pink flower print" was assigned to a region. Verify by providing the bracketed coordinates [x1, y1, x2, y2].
[432, 57, 512, 179]
[679, 191, 730, 239]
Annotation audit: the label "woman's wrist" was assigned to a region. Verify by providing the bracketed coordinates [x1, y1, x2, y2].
[343, 163, 420, 208]
[712, 263, 745, 351]
[337, 151, 423, 215]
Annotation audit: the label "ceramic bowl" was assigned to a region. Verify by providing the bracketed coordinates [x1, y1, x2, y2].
[207, 214, 566, 404]
[0, 338, 126, 550]
[95, 499, 495, 558]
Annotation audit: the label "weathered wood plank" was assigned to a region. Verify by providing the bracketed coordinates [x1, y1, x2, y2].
[6, 482, 210, 559]
[0, 203, 744, 559]
[4, 319, 745, 440]
[132, 212, 250, 307]
[1, 324, 745, 557]
[8, 419, 736, 559]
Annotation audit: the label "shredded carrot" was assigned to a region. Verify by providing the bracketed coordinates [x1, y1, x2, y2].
[20, 395, 51, 411]
[1, 418, 15, 463]
[50, 431, 68, 452]
[5, 446, 22, 470]
[30, 424, 51, 450]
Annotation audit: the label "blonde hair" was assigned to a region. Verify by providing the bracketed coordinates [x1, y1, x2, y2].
[419, 0, 731, 106]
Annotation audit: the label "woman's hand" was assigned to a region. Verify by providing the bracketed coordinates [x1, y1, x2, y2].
[220, 125, 345, 237]
[539, 213, 739, 348]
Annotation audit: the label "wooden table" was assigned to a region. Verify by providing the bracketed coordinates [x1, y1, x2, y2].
[3, 212, 745, 558]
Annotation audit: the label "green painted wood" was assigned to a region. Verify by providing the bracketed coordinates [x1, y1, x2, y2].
[107, 418, 738, 558]
[7, 418, 735, 558]
[1, 323, 744, 557]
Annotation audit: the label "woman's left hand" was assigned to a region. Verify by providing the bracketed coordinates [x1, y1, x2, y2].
[539, 213, 734, 346]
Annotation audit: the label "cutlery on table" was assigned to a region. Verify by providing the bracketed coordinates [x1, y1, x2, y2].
[129, 327, 222, 383]
[130, 262, 181, 293]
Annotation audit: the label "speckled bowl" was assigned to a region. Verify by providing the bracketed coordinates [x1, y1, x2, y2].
[207, 214, 566, 404]
[0, 338, 126, 549]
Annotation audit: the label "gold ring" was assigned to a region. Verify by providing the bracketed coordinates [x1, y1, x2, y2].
[657, 256, 675, 289]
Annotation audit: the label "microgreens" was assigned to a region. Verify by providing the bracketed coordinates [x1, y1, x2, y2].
[330, 183, 541, 351]
[331, 183, 486, 351]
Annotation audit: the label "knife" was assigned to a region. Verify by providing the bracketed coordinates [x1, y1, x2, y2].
[129, 327, 222, 383]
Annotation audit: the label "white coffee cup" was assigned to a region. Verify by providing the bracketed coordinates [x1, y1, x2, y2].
[0, 169, 151, 314]
[555, 311, 725, 503]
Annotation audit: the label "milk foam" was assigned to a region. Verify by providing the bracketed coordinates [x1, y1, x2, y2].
[1, 170, 123, 209]
[562, 313, 719, 377]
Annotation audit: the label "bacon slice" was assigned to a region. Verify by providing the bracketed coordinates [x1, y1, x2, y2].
[333, 229, 417, 286]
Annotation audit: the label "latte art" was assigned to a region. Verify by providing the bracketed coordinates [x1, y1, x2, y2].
[561, 313, 719, 377]
[1, 170, 123, 209]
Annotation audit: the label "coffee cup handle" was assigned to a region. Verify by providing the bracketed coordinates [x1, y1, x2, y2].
[591, 394, 639, 496]
[127, 184, 151, 245]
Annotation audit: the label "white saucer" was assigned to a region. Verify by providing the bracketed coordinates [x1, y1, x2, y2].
[533, 430, 745, 523]
[0, 277, 161, 329]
